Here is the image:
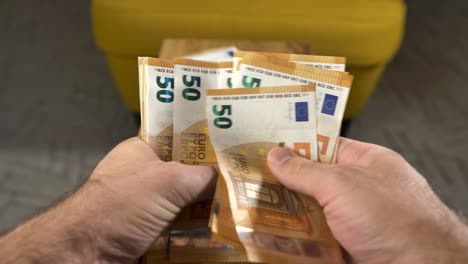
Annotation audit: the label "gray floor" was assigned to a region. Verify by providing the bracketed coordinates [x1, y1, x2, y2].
[1, 0, 468, 233]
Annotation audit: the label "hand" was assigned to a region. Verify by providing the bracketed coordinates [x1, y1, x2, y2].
[267, 138, 468, 264]
[81, 137, 216, 261]
[0, 137, 216, 264]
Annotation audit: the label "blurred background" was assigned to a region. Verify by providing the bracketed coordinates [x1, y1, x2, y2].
[1, 0, 468, 233]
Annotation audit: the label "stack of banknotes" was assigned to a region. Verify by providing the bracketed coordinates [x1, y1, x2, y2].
[138, 47, 353, 264]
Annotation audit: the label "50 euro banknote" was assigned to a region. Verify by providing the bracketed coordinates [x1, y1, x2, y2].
[138, 48, 237, 159]
[231, 51, 347, 87]
[171, 58, 231, 221]
[138, 57, 175, 161]
[185, 46, 238, 62]
[172, 58, 232, 166]
[206, 85, 343, 264]
[233, 51, 346, 71]
[209, 54, 352, 251]
[238, 53, 349, 80]
[139, 48, 238, 263]
[138, 57, 175, 263]
[233, 56, 353, 164]
[170, 58, 245, 263]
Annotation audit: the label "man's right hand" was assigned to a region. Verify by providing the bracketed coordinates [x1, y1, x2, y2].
[267, 138, 468, 264]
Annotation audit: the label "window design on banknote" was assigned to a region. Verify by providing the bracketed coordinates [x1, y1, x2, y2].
[229, 171, 302, 216]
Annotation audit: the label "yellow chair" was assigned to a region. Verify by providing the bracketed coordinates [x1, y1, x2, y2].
[91, 0, 406, 120]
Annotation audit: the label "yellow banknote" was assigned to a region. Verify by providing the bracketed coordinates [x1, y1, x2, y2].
[239, 53, 350, 79]
[185, 46, 238, 62]
[172, 58, 232, 166]
[170, 58, 235, 262]
[233, 51, 346, 71]
[233, 56, 353, 164]
[211, 53, 351, 248]
[211, 56, 351, 241]
[138, 57, 175, 263]
[207, 86, 343, 264]
[231, 51, 347, 86]
[172, 58, 232, 224]
[138, 57, 174, 161]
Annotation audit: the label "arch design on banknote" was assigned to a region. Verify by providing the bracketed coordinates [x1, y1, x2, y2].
[221, 142, 319, 234]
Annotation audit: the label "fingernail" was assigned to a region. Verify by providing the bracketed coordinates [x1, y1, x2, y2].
[268, 147, 293, 166]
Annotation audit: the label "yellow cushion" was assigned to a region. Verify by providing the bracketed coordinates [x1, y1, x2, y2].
[91, 0, 406, 118]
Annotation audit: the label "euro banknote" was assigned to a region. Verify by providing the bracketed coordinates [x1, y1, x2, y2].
[172, 58, 232, 166]
[231, 51, 347, 86]
[139, 48, 352, 263]
[170, 58, 234, 261]
[232, 56, 352, 163]
[172, 57, 232, 224]
[139, 50, 238, 263]
[186, 46, 238, 62]
[206, 85, 343, 264]
[233, 51, 346, 71]
[238, 53, 349, 80]
[138, 57, 175, 263]
[138, 57, 175, 161]
[209, 54, 352, 248]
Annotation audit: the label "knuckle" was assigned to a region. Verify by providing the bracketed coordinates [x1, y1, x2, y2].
[370, 144, 391, 154]
[326, 165, 349, 185]
[164, 160, 181, 168]
[198, 166, 216, 180]
[379, 145, 399, 156]
[290, 158, 311, 178]
[330, 165, 348, 178]
[160, 161, 183, 174]
[390, 150, 406, 162]
[119, 137, 140, 148]
[371, 144, 404, 160]
[384, 149, 407, 164]
[166, 160, 185, 169]
[147, 158, 167, 170]
[324, 165, 361, 192]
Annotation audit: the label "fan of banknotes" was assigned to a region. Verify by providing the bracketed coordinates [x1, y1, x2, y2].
[138, 47, 353, 264]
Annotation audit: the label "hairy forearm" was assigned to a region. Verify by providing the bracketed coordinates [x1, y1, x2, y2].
[0, 178, 169, 264]
[0, 138, 216, 264]
[0, 194, 102, 264]
[397, 208, 468, 264]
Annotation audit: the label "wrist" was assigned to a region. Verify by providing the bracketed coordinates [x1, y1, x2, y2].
[0, 187, 133, 264]
[0, 198, 100, 264]
[63, 181, 140, 264]
[397, 209, 468, 264]
[67, 179, 173, 263]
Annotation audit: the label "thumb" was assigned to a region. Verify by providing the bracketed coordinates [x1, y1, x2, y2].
[160, 162, 217, 207]
[267, 147, 337, 203]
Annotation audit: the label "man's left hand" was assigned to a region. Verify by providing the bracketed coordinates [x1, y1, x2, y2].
[0, 137, 216, 263]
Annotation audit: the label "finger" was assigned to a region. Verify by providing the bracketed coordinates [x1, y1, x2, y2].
[114, 137, 162, 162]
[164, 162, 217, 205]
[92, 137, 162, 179]
[181, 164, 217, 202]
[267, 147, 336, 201]
[336, 137, 389, 166]
[130, 137, 163, 161]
